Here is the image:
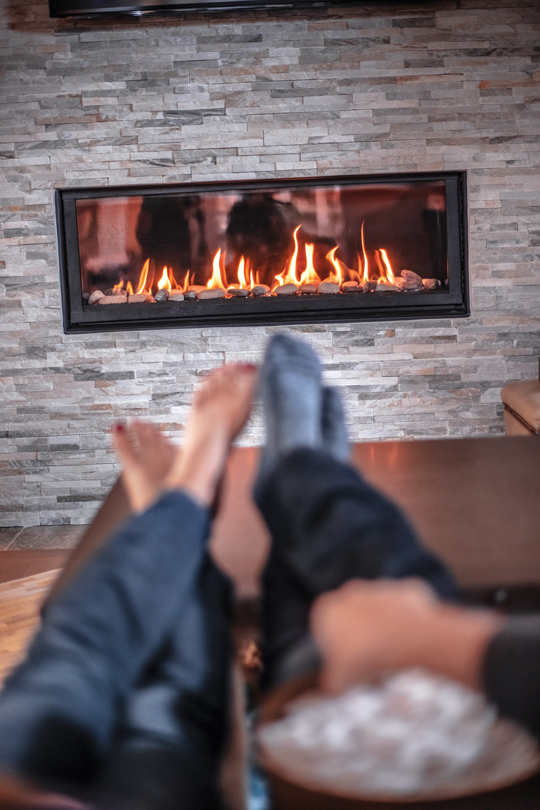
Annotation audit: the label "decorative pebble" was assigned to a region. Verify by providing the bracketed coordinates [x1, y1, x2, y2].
[318, 281, 340, 295]
[128, 293, 153, 304]
[88, 290, 105, 305]
[154, 289, 169, 302]
[401, 269, 423, 284]
[251, 284, 271, 296]
[341, 281, 362, 293]
[98, 293, 127, 304]
[375, 283, 400, 292]
[227, 287, 250, 297]
[423, 278, 441, 290]
[298, 283, 317, 294]
[363, 280, 377, 292]
[168, 291, 185, 301]
[198, 288, 226, 300]
[396, 278, 422, 291]
[184, 290, 198, 300]
[275, 283, 298, 295]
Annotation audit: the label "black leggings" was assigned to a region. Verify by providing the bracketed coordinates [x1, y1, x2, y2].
[257, 448, 456, 688]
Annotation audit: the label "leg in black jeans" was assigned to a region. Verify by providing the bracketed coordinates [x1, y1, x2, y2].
[0, 490, 231, 809]
[256, 448, 458, 689]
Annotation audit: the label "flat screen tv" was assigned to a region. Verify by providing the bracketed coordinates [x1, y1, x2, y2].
[49, 0, 428, 16]
[49, 0, 359, 15]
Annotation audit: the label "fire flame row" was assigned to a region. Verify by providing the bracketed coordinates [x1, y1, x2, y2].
[113, 223, 397, 297]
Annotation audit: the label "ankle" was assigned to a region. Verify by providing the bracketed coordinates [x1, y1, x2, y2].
[167, 431, 229, 507]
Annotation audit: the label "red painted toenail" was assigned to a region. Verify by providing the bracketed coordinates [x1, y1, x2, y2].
[244, 363, 257, 370]
[114, 422, 125, 433]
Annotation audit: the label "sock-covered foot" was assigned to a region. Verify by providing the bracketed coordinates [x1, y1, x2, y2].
[321, 386, 350, 463]
[254, 333, 323, 502]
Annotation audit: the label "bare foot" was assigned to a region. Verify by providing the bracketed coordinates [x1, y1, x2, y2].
[165, 363, 258, 507]
[111, 364, 257, 513]
[112, 419, 176, 513]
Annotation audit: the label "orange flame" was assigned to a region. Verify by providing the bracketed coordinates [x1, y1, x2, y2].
[136, 259, 150, 295]
[129, 222, 399, 298]
[112, 280, 124, 294]
[179, 270, 192, 293]
[375, 249, 395, 285]
[299, 243, 321, 286]
[236, 256, 249, 289]
[360, 221, 369, 283]
[274, 225, 301, 289]
[325, 247, 344, 286]
[208, 249, 227, 290]
[157, 266, 172, 292]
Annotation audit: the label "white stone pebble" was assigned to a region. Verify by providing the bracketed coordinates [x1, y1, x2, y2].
[318, 281, 340, 294]
[198, 288, 226, 300]
[88, 290, 104, 304]
[275, 283, 298, 295]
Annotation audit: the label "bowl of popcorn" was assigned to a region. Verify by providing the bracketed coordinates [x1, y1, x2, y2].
[257, 669, 540, 808]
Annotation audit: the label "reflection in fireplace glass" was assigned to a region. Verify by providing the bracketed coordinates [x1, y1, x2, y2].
[76, 181, 448, 304]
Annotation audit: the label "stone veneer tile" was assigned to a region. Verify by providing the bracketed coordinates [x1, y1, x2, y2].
[0, 0, 539, 525]
[0, 529, 24, 550]
[8, 526, 83, 550]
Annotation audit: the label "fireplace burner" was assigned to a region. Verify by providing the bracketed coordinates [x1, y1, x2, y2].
[56, 171, 469, 333]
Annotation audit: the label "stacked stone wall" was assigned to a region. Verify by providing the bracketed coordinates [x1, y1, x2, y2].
[1, 0, 539, 525]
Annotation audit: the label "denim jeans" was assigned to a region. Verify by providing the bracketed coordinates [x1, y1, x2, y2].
[0, 449, 455, 807]
[0, 490, 231, 810]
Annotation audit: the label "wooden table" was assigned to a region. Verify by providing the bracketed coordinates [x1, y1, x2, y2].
[51, 435, 540, 603]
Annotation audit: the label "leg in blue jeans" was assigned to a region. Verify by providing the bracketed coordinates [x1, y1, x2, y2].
[256, 448, 458, 688]
[0, 490, 231, 809]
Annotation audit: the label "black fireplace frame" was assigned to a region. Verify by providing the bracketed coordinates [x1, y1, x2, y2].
[55, 170, 469, 334]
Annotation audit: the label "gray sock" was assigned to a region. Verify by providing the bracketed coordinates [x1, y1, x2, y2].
[254, 334, 323, 499]
[321, 386, 350, 463]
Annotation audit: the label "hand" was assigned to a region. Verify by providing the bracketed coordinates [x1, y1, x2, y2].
[310, 579, 501, 695]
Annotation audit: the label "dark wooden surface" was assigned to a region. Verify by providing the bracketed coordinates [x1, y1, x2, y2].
[0, 551, 69, 585]
[351, 436, 540, 589]
[49, 435, 540, 603]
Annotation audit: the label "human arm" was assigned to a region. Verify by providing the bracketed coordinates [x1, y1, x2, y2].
[310, 579, 501, 693]
[311, 579, 540, 738]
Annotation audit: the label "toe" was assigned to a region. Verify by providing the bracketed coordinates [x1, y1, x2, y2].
[111, 422, 138, 468]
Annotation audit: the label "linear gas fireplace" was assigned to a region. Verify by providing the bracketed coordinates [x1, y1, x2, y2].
[56, 171, 469, 333]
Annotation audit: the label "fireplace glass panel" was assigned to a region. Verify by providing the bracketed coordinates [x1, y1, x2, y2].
[76, 181, 449, 299]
